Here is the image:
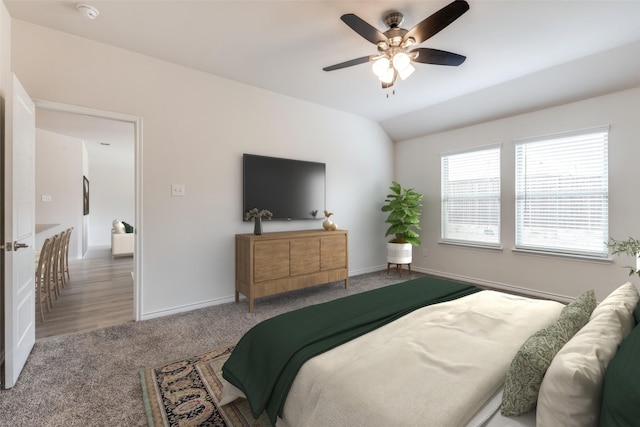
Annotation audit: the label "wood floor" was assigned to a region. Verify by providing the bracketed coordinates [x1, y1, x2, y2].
[35, 246, 134, 340]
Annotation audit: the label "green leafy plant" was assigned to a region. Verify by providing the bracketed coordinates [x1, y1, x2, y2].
[607, 237, 640, 277]
[381, 181, 423, 246]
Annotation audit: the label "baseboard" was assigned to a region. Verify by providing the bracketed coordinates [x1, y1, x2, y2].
[142, 266, 395, 320]
[141, 266, 574, 320]
[140, 295, 236, 320]
[349, 266, 388, 276]
[411, 267, 574, 303]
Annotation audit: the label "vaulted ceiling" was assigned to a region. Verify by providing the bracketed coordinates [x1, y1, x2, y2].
[6, 0, 640, 141]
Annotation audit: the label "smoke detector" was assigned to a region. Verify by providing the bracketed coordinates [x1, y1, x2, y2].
[77, 4, 100, 20]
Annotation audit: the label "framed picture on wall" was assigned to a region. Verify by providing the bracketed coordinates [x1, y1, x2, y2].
[83, 175, 89, 215]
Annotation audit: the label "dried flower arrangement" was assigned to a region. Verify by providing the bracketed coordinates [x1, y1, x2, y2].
[245, 208, 273, 222]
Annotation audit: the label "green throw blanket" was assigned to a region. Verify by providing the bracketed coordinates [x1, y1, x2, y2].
[222, 276, 480, 424]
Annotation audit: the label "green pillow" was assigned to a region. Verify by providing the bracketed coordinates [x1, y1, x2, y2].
[122, 221, 134, 233]
[634, 301, 640, 326]
[558, 289, 597, 323]
[600, 324, 640, 426]
[501, 290, 596, 416]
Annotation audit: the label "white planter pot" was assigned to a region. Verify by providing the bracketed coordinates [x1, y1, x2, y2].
[387, 242, 413, 264]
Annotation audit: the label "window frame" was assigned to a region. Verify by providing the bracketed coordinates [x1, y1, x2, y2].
[440, 143, 502, 248]
[513, 125, 609, 259]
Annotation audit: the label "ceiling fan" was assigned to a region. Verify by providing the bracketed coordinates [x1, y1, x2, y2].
[323, 0, 470, 89]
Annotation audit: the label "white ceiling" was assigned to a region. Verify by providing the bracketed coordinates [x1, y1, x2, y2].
[35, 108, 135, 160]
[6, 0, 640, 142]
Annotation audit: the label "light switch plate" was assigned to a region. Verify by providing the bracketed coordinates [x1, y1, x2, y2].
[41, 195, 52, 202]
[171, 184, 185, 197]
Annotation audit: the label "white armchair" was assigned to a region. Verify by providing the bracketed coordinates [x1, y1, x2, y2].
[111, 220, 134, 258]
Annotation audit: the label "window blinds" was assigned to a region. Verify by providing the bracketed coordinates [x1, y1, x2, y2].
[514, 126, 609, 257]
[441, 146, 501, 246]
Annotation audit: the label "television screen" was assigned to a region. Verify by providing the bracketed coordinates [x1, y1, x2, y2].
[243, 154, 325, 221]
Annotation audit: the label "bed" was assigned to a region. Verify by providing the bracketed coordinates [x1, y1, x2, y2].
[221, 276, 640, 427]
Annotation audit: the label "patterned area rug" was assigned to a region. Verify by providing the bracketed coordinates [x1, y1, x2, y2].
[140, 345, 271, 426]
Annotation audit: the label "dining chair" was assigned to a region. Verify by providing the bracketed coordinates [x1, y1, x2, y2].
[35, 237, 53, 322]
[57, 228, 69, 289]
[63, 227, 73, 281]
[47, 233, 63, 302]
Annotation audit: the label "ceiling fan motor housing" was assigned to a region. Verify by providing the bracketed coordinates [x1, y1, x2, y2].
[383, 29, 408, 47]
[384, 12, 404, 28]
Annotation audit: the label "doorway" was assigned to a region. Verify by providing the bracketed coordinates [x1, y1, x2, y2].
[33, 101, 142, 336]
[35, 247, 134, 339]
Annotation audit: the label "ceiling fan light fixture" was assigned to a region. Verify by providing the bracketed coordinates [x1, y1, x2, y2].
[372, 57, 390, 77]
[398, 63, 415, 80]
[379, 67, 395, 84]
[392, 52, 411, 72]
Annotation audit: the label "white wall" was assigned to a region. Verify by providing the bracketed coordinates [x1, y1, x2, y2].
[395, 87, 640, 301]
[11, 20, 394, 318]
[34, 129, 84, 260]
[85, 133, 135, 247]
[34, 126, 134, 255]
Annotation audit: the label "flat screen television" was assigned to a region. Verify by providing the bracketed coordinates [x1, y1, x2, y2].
[243, 154, 325, 221]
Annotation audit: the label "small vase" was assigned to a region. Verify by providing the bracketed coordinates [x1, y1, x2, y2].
[254, 217, 262, 235]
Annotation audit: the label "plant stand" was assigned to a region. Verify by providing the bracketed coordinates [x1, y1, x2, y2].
[386, 262, 411, 277]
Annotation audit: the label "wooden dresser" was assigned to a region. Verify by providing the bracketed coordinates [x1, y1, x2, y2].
[235, 229, 348, 312]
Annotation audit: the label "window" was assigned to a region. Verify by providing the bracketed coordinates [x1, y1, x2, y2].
[514, 126, 609, 258]
[441, 145, 501, 246]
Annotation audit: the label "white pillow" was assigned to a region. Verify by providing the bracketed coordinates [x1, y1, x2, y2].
[536, 308, 625, 427]
[112, 220, 125, 234]
[590, 281, 639, 337]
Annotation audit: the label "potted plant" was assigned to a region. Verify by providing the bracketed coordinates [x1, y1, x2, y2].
[381, 181, 423, 266]
[607, 237, 640, 277]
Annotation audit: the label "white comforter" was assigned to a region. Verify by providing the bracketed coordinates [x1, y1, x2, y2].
[278, 290, 563, 427]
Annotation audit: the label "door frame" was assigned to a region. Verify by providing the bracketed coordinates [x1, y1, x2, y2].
[35, 100, 143, 321]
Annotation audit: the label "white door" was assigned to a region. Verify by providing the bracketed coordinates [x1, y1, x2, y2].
[3, 75, 35, 388]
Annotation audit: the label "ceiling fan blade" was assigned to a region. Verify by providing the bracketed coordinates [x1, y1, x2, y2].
[323, 55, 373, 72]
[411, 48, 466, 66]
[404, 0, 469, 45]
[340, 14, 388, 45]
